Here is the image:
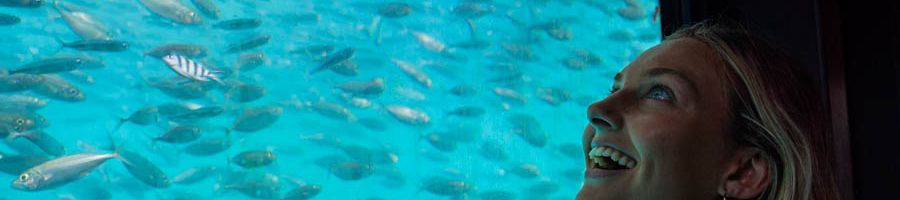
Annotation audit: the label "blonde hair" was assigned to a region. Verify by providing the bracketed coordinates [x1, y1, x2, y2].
[667, 22, 839, 200]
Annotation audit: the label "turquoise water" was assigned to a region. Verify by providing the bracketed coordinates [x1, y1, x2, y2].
[0, 0, 659, 199]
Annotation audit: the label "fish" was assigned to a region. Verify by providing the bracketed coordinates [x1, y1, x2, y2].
[32, 75, 85, 102]
[56, 38, 129, 52]
[391, 59, 432, 88]
[310, 47, 355, 75]
[61, 70, 95, 85]
[479, 141, 508, 162]
[377, 2, 411, 18]
[312, 101, 356, 122]
[172, 165, 217, 184]
[236, 52, 266, 72]
[160, 53, 225, 84]
[339, 145, 398, 165]
[155, 124, 202, 143]
[114, 106, 159, 131]
[336, 77, 385, 97]
[618, 0, 646, 20]
[424, 132, 457, 152]
[452, 2, 494, 19]
[166, 105, 224, 122]
[11, 54, 104, 75]
[0, 113, 36, 134]
[537, 87, 571, 106]
[330, 59, 360, 76]
[385, 105, 430, 126]
[0, 94, 48, 111]
[412, 32, 446, 53]
[0, 153, 48, 175]
[190, 0, 219, 19]
[420, 175, 473, 197]
[448, 85, 477, 97]
[212, 18, 262, 30]
[493, 87, 527, 105]
[0, 13, 20, 25]
[52, 0, 110, 40]
[282, 184, 322, 200]
[224, 33, 271, 53]
[144, 43, 208, 58]
[508, 163, 540, 179]
[147, 76, 215, 100]
[479, 190, 516, 200]
[527, 180, 560, 195]
[137, 0, 203, 25]
[230, 150, 276, 168]
[500, 43, 536, 61]
[0, 0, 42, 8]
[6, 130, 65, 157]
[289, 44, 335, 58]
[231, 105, 282, 132]
[508, 114, 548, 148]
[225, 82, 266, 103]
[11, 152, 120, 191]
[328, 160, 375, 181]
[447, 106, 485, 118]
[183, 136, 231, 156]
[116, 149, 169, 188]
[215, 171, 281, 199]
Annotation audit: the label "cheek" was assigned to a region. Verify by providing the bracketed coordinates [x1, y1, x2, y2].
[627, 111, 727, 197]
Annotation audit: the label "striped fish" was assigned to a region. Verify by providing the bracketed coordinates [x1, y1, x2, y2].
[161, 53, 224, 84]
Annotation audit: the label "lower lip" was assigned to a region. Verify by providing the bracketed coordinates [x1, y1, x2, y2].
[584, 168, 627, 178]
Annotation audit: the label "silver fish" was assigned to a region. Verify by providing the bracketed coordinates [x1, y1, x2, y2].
[385, 105, 430, 126]
[224, 33, 271, 53]
[117, 149, 169, 188]
[335, 77, 385, 96]
[11, 54, 104, 75]
[11, 153, 120, 191]
[33, 75, 84, 102]
[6, 130, 65, 157]
[137, 0, 203, 25]
[0, 13, 20, 25]
[57, 39, 128, 52]
[161, 53, 224, 84]
[53, 0, 110, 40]
[391, 58, 432, 88]
[231, 105, 282, 132]
[172, 165, 217, 184]
[190, 0, 219, 19]
[377, 2, 411, 18]
[144, 43, 208, 58]
[310, 47, 354, 75]
[0, 94, 48, 111]
[0, 0, 42, 8]
[236, 52, 266, 72]
[0, 153, 48, 175]
[0, 74, 44, 92]
[312, 101, 356, 122]
[212, 18, 261, 30]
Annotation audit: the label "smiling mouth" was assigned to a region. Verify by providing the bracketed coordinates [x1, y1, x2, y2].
[588, 146, 637, 170]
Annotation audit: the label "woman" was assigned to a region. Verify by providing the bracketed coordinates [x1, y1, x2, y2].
[577, 22, 839, 200]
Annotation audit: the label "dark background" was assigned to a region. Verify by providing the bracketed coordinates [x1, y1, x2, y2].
[659, 0, 900, 199]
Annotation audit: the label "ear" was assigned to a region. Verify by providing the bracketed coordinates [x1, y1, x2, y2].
[720, 147, 772, 199]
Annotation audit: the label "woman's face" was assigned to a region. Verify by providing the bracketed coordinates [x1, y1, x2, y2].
[578, 38, 734, 199]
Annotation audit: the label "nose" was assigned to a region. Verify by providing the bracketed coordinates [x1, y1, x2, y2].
[586, 97, 623, 132]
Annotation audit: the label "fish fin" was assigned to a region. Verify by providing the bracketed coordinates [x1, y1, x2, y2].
[53, 36, 68, 53]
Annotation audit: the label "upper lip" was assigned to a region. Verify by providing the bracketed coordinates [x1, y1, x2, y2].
[587, 142, 638, 167]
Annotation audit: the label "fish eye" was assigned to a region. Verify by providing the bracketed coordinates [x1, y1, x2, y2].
[66, 88, 78, 94]
[15, 118, 25, 125]
[18, 174, 28, 181]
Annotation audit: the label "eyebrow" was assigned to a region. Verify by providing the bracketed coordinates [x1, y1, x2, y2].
[613, 68, 699, 93]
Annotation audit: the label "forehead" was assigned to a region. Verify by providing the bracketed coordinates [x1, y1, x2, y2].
[618, 38, 724, 88]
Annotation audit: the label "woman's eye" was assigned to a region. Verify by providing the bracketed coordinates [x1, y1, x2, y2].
[609, 86, 620, 94]
[645, 86, 674, 101]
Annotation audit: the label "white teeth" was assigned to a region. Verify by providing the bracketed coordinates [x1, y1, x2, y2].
[587, 146, 637, 169]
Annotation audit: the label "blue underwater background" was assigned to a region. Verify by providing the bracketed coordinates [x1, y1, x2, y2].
[0, 0, 659, 199]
